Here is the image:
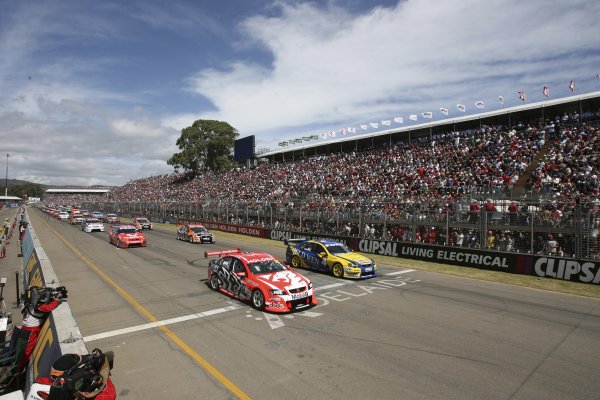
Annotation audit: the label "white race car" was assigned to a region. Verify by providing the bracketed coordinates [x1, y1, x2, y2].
[82, 218, 105, 233]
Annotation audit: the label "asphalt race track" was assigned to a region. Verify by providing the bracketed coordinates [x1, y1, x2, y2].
[28, 209, 600, 400]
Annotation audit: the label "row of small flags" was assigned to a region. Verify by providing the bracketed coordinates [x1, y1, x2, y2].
[278, 77, 599, 146]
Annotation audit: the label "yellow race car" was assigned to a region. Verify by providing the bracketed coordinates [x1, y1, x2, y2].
[285, 238, 377, 279]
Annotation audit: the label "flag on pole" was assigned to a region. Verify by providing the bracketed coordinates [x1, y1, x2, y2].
[339, 128, 346, 135]
[370, 122, 379, 128]
[475, 100, 485, 109]
[393, 117, 404, 124]
[498, 96, 504, 104]
[381, 120, 391, 126]
[310, 134, 318, 140]
[409, 114, 417, 121]
[360, 124, 368, 130]
[347, 127, 356, 134]
[319, 132, 328, 139]
[543, 86, 549, 97]
[328, 131, 336, 137]
[421, 112, 433, 119]
[440, 107, 449, 116]
[457, 104, 466, 112]
[569, 80, 575, 93]
[518, 91, 526, 102]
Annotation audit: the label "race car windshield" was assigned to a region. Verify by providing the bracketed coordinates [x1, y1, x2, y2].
[325, 244, 352, 254]
[191, 227, 207, 233]
[118, 228, 137, 234]
[248, 260, 287, 274]
[87, 219, 100, 223]
[138, 219, 149, 223]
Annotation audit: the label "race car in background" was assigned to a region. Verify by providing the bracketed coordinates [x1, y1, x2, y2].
[105, 213, 120, 224]
[285, 238, 377, 279]
[132, 217, 153, 230]
[109, 225, 147, 248]
[69, 216, 85, 225]
[176, 224, 215, 243]
[206, 249, 317, 312]
[81, 218, 104, 233]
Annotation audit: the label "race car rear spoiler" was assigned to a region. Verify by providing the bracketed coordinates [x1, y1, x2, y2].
[205, 248, 242, 258]
[283, 238, 307, 245]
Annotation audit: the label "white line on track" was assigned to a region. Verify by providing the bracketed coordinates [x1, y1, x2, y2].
[84, 269, 416, 338]
[84, 303, 241, 342]
[384, 269, 415, 276]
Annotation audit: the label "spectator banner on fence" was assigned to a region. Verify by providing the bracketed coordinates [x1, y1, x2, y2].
[355, 238, 600, 285]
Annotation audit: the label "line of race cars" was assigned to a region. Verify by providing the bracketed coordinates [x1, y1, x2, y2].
[39, 206, 380, 314]
[206, 238, 379, 313]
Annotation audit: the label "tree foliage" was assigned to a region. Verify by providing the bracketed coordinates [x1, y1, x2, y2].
[167, 119, 239, 175]
[11, 183, 44, 198]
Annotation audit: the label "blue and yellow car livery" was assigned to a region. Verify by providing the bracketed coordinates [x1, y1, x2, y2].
[285, 238, 377, 279]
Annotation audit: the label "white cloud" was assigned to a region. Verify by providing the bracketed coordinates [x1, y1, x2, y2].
[188, 0, 600, 143]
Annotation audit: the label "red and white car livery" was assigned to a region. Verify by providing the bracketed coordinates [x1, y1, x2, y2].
[109, 225, 147, 248]
[206, 249, 317, 313]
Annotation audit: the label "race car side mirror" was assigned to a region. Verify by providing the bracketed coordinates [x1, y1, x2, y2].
[318, 252, 326, 258]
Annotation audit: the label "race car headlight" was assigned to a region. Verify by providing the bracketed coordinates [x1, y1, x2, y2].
[270, 289, 286, 296]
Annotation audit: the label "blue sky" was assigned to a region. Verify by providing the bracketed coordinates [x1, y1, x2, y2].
[1, 0, 599, 186]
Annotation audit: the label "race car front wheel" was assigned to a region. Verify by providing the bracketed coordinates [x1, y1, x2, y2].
[189, 237, 194, 243]
[332, 263, 344, 278]
[251, 289, 265, 311]
[209, 274, 220, 291]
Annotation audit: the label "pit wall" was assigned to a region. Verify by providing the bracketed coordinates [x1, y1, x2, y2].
[21, 210, 87, 395]
[188, 220, 600, 285]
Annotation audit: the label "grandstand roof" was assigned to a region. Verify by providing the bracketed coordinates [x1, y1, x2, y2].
[0, 196, 22, 201]
[260, 90, 600, 157]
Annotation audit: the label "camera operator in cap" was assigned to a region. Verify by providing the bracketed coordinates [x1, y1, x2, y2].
[20, 287, 66, 369]
[27, 348, 116, 400]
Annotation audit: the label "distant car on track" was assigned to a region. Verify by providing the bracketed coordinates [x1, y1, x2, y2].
[109, 225, 147, 248]
[285, 238, 377, 279]
[105, 213, 120, 224]
[176, 224, 214, 243]
[82, 218, 104, 233]
[132, 217, 153, 230]
[206, 249, 317, 312]
[70, 216, 85, 225]
[57, 211, 69, 221]
[91, 211, 104, 220]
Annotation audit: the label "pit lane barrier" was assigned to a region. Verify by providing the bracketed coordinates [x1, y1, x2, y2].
[0, 209, 88, 399]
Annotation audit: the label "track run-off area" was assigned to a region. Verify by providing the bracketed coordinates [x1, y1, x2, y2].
[28, 209, 600, 400]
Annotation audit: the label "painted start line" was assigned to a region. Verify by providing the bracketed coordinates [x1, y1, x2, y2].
[84, 269, 417, 341]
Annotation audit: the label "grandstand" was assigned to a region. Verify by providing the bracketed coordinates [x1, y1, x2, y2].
[41, 92, 600, 264]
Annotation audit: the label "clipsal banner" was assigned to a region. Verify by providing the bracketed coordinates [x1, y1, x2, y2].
[354, 238, 600, 285]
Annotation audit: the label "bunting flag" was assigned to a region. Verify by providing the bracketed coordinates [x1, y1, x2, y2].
[409, 114, 417, 121]
[381, 120, 391, 126]
[498, 96, 504, 104]
[310, 134, 319, 140]
[303, 136, 311, 141]
[569, 80, 575, 93]
[339, 128, 346, 135]
[475, 100, 485, 109]
[543, 85, 549, 97]
[440, 107, 449, 116]
[319, 132, 328, 139]
[457, 104, 466, 112]
[360, 124, 368, 130]
[328, 131, 336, 137]
[370, 122, 379, 128]
[278, 142, 288, 146]
[518, 91, 526, 102]
[421, 112, 433, 119]
[393, 117, 404, 124]
[287, 140, 295, 145]
[294, 138, 302, 143]
[347, 127, 356, 134]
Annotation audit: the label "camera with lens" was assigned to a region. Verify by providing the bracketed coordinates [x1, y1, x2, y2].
[39, 286, 68, 303]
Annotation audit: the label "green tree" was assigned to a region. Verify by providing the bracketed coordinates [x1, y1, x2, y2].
[167, 119, 239, 174]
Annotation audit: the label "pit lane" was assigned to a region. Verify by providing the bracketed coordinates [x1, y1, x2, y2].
[27, 209, 600, 400]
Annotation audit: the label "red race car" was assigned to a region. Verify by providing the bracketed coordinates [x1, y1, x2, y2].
[206, 249, 317, 313]
[109, 225, 147, 248]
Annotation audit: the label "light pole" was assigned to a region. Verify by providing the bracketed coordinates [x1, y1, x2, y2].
[4, 154, 8, 197]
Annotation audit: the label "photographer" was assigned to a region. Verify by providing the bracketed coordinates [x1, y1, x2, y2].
[19, 286, 66, 370]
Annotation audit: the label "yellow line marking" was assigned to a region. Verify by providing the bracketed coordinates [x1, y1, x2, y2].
[41, 218, 252, 400]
